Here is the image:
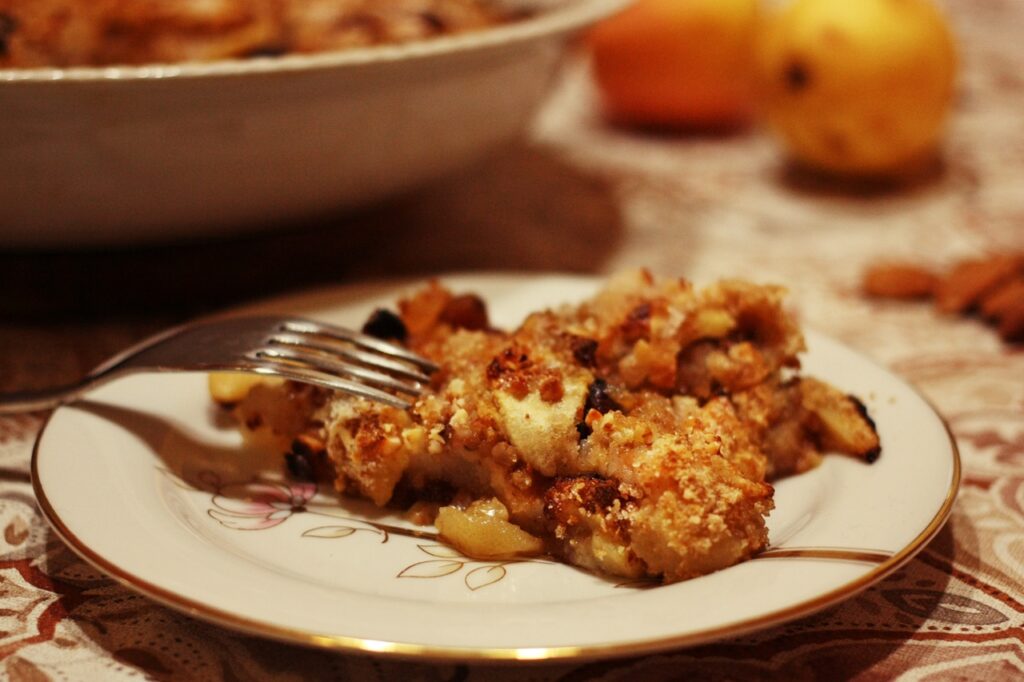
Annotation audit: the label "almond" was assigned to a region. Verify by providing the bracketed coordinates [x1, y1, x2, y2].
[934, 255, 1023, 313]
[979, 277, 1024, 321]
[862, 263, 938, 299]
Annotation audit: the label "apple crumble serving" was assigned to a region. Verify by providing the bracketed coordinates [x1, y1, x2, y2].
[0, 0, 518, 68]
[211, 271, 880, 583]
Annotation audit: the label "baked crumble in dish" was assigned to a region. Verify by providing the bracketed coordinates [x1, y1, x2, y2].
[0, 0, 520, 68]
[211, 271, 881, 584]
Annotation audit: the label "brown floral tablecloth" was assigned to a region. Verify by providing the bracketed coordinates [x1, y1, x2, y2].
[2, 0, 1023, 678]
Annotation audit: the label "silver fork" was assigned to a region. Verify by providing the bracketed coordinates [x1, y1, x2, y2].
[0, 315, 437, 414]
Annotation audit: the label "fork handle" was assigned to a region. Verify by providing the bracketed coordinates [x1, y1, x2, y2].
[0, 381, 89, 415]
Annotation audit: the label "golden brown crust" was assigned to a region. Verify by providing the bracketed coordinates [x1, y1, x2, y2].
[544, 475, 646, 578]
[224, 271, 881, 583]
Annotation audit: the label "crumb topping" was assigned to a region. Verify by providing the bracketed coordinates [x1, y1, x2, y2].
[219, 270, 881, 583]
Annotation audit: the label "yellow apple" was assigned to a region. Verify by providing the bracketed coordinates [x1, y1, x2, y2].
[755, 0, 957, 176]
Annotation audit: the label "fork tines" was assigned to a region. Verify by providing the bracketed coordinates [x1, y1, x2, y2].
[280, 319, 438, 372]
[245, 319, 437, 410]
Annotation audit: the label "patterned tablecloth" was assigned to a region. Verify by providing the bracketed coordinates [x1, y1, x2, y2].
[2, 0, 1022, 678]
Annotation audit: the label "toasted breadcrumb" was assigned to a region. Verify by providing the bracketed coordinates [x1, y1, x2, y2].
[220, 271, 881, 583]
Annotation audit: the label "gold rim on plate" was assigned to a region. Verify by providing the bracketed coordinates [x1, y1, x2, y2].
[30, 403, 961, 662]
[28, 274, 963, 662]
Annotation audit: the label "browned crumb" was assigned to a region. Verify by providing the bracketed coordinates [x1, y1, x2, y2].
[223, 271, 881, 584]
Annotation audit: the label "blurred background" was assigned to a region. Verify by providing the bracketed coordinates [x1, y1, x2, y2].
[1, 2, 1023, 678]
[0, 0, 1020, 380]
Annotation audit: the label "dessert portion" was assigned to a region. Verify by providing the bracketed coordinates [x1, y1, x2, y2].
[0, 0, 519, 68]
[212, 271, 880, 583]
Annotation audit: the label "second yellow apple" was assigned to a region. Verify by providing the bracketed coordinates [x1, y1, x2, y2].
[755, 0, 957, 176]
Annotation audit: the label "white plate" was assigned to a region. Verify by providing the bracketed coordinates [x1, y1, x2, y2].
[32, 274, 959, 661]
